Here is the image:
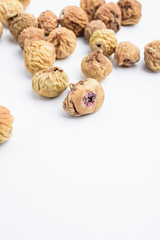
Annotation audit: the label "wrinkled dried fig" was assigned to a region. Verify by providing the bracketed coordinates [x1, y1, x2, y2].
[84, 20, 106, 41]
[144, 40, 160, 72]
[18, 0, 30, 8]
[0, 21, 3, 38]
[38, 10, 59, 35]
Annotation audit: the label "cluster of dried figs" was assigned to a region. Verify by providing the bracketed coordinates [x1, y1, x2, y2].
[0, 0, 160, 144]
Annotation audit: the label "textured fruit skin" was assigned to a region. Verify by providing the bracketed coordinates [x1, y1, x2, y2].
[89, 29, 118, 57]
[18, 0, 30, 8]
[84, 20, 106, 41]
[63, 78, 105, 117]
[0, 21, 3, 38]
[32, 66, 69, 98]
[114, 42, 140, 66]
[59, 6, 88, 36]
[23, 40, 56, 74]
[80, 0, 105, 22]
[38, 10, 59, 35]
[47, 27, 77, 59]
[144, 40, 160, 72]
[117, 0, 142, 25]
[94, 2, 121, 33]
[18, 26, 45, 49]
[0, 0, 24, 26]
[7, 11, 38, 40]
[81, 50, 112, 81]
[0, 105, 14, 144]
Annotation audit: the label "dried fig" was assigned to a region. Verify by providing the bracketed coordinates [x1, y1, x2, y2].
[38, 10, 59, 35]
[84, 20, 106, 41]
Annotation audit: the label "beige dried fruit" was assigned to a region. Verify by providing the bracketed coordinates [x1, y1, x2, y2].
[63, 78, 105, 117]
[59, 6, 88, 36]
[89, 29, 118, 57]
[18, 0, 30, 8]
[47, 27, 77, 59]
[117, 0, 142, 25]
[38, 10, 59, 35]
[18, 26, 45, 49]
[80, 0, 105, 22]
[23, 40, 56, 74]
[0, 105, 14, 144]
[81, 50, 112, 81]
[0, 21, 3, 38]
[144, 40, 160, 72]
[94, 2, 121, 32]
[0, 0, 24, 26]
[84, 20, 106, 41]
[114, 42, 140, 66]
[7, 11, 38, 40]
[32, 66, 69, 98]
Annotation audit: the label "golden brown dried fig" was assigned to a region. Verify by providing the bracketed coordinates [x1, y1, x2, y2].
[0, 21, 3, 38]
[144, 40, 160, 72]
[18, 0, 30, 8]
[38, 10, 59, 35]
[84, 20, 106, 41]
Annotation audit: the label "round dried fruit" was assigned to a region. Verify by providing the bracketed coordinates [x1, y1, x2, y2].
[0, 0, 24, 26]
[114, 42, 140, 66]
[89, 29, 118, 57]
[94, 2, 121, 32]
[38, 10, 59, 35]
[63, 78, 105, 117]
[18, 26, 45, 49]
[32, 66, 69, 98]
[80, 0, 105, 22]
[0, 21, 3, 38]
[81, 50, 112, 81]
[84, 20, 106, 41]
[18, 0, 30, 8]
[59, 6, 88, 36]
[0, 105, 14, 144]
[117, 0, 142, 25]
[144, 40, 160, 72]
[23, 40, 56, 74]
[47, 27, 77, 59]
[7, 11, 38, 40]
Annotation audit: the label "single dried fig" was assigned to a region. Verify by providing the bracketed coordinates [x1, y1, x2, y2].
[47, 27, 77, 59]
[0, 105, 14, 144]
[94, 2, 121, 32]
[23, 40, 56, 74]
[18, 26, 45, 49]
[81, 50, 112, 81]
[89, 29, 118, 57]
[84, 20, 106, 41]
[18, 0, 30, 8]
[0, 21, 3, 38]
[38, 10, 59, 35]
[0, 0, 24, 26]
[117, 0, 142, 25]
[144, 40, 160, 72]
[63, 78, 105, 117]
[59, 6, 88, 36]
[7, 11, 38, 40]
[114, 42, 140, 66]
[32, 66, 69, 98]
[80, 0, 105, 22]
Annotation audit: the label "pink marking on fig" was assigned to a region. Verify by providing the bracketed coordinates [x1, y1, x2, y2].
[83, 91, 96, 107]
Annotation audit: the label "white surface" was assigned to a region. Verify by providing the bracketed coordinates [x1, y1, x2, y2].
[0, 0, 160, 239]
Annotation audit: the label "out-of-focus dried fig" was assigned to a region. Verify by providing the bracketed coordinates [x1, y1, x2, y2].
[63, 78, 105, 117]
[47, 27, 77, 59]
[0, 0, 24, 26]
[7, 11, 38, 40]
[23, 40, 56, 74]
[59, 6, 88, 36]
[144, 40, 160, 72]
[84, 20, 106, 41]
[94, 2, 121, 32]
[114, 42, 140, 66]
[80, 0, 105, 22]
[89, 29, 118, 57]
[38, 10, 59, 35]
[0, 105, 14, 144]
[117, 0, 142, 25]
[81, 50, 112, 81]
[0, 21, 3, 38]
[18, 0, 30, 8]
[18, 26, 45, 49]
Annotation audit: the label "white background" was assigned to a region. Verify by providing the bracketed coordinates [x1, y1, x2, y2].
[0, 0, 160, 239]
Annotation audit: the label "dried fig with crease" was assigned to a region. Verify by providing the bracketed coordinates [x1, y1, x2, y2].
[144, 40, 160, 72]
[84, 20, 106, 41]
[38, 10, 59, 35]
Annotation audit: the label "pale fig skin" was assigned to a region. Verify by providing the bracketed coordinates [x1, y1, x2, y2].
[114, 42, 140, 67]
[18, 0, 31, 8]
[84, 20, 106, 41]
[0, 106, 14, 144]
[0, 21, 3, 38]
[63, 78, 105, 117]
[38, 10, 59, 35]
[81, 50, 112, 81]
[144, 40, 160, 72]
